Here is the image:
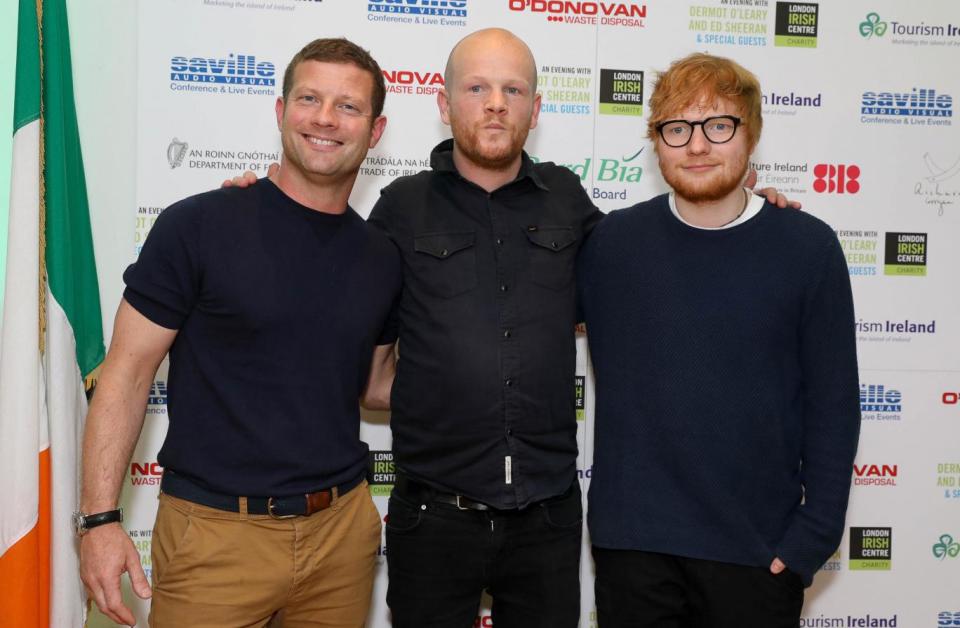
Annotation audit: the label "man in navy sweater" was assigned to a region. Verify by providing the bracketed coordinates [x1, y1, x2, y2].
[578, 53, 860, 627]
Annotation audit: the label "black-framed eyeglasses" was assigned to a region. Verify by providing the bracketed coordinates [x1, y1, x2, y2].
[655, 115, 742, 148]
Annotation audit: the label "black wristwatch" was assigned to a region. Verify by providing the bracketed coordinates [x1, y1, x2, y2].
[73, 508, 123, 536]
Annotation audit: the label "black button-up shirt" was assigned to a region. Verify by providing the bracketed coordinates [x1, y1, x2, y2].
[368, 139, 602, 508]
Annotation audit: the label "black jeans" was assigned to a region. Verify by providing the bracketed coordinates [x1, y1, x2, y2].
[386, 479, 583, 628]
[593, 548, 804, 628]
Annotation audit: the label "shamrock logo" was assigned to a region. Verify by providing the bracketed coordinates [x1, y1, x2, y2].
[859, 13, 888, 38]
[932, 534, 960, 560]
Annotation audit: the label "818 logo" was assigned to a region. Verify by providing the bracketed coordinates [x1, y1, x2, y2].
[814, 164, 860, 194]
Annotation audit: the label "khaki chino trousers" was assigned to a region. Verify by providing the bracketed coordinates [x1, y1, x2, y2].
[149, 481, 381, 628]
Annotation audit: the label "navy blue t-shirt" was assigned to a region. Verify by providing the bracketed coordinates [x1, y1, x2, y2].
[124, 179, 400, 496]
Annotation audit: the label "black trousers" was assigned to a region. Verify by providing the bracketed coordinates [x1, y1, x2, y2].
[386, 479, 583, 628]
[593, 547, 804, 628]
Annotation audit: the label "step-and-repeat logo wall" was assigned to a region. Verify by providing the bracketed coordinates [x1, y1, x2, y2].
[90, 0, 960, 625]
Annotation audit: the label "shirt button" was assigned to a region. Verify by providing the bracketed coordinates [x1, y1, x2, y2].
[440, 248, 448, 256]
[504, 378, 513, 387]
[500, 284, 508, 292]
[551, 241, 559, 249]
[502, 329, 512, 339]
[506, 428, 513, 436]
[496, 238, 504, 246]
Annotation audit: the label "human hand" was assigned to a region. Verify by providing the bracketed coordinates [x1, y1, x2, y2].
[745, 168, 803, 210]
[80, 523, 151, 626]
[221, 162, 279, 188]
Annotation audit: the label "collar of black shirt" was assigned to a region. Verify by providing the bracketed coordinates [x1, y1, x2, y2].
[429, 138, 550, 192]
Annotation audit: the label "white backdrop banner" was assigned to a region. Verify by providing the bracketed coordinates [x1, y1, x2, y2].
[89, 0, 960, 625]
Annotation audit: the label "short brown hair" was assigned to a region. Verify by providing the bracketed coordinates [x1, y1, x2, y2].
[282, 38, 386, 119]
[647, 53, 762, 148]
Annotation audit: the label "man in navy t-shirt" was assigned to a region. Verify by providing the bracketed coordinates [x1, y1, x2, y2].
[579, 53, 860, 627]
[77, 38, 400, 627]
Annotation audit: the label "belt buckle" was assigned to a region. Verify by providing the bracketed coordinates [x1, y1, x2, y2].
[455, 495, 469, 511]
[267, 497, 298, 520]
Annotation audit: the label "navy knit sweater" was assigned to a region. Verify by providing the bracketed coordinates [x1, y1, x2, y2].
[579, 194, 860, 586]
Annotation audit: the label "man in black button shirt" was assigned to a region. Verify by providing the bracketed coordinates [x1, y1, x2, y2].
[367, 28, 601, 628]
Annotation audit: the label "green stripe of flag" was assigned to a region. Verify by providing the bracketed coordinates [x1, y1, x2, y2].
[13, 0, 39, 134]
[40, 0, 104, 378]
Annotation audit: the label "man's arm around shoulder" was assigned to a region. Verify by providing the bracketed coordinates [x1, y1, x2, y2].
[79, 299, 177, 626]
[361, 342, 396, 411]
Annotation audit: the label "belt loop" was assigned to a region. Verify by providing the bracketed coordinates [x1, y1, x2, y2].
[238, 496, 248, 515]
[330, 486, 340, 509]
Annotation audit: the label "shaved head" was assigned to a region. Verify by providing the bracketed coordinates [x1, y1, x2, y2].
[444, 28, 537, 91]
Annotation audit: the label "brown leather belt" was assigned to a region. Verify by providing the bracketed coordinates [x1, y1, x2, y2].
[160, 470, 364, 518]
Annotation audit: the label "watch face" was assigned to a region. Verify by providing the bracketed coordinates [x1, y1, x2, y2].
[73, 511, 86, 535]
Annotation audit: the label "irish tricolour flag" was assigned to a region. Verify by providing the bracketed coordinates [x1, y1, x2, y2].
[0, 1, 105, 625]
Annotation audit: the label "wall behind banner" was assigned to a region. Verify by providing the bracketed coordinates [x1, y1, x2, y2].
[73, 0, 960, 626]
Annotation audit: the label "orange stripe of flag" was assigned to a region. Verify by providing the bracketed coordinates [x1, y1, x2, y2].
[0, 448, 51, 627]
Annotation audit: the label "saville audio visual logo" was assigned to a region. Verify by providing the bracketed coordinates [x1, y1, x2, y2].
[367, 0, 467, 26]
[149, 380, 167, 406]
[861, 89, 953, 127]
[849, 526, 892, 570]
[813, 164, 860, 194]
[940, 611, 960, 626]
[859, 12, 887, 38]
[884, 232, 927, 277]
[368, 450, 396, 497]
[860, 384, 901, 420]
[130, 461, 163, 486]
[932, 534, 960, 560]
[508, 0, 646, 28]
[169, 53, 275, 96]
[854, 464, 897, 487]
[774, 2, 818, 48]
[382, 69, 444, 96]
[599, 69, 643, 116]
[146, 379, 168, 415]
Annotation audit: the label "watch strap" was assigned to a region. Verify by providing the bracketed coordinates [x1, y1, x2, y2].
[77, 508, 123, 534]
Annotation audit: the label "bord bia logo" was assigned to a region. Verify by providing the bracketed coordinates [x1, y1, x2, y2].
[944, 391, 960, 405]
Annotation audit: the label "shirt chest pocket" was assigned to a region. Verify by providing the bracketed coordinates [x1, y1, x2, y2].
[524, 226, 578, 290]
[413, 231, 478, 298]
